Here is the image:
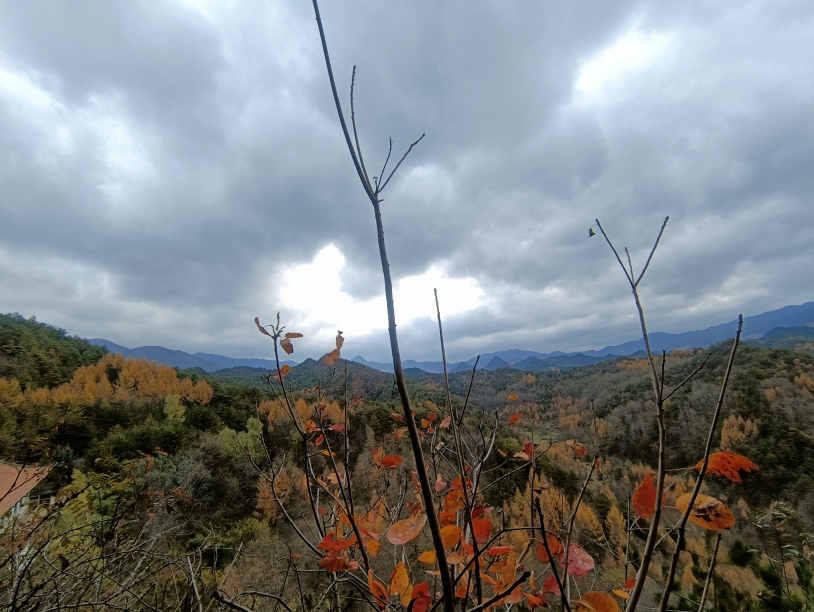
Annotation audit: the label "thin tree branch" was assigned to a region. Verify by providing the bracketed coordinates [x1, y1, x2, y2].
[535, 498, 572, 612]
[377, 133, 425, 193]
[349, 65, 373, 192]
[635, 216, 669, 286]
[697, 534, 722, 612]
[659, 316, 743, 611]
[663, 354, 711, 401]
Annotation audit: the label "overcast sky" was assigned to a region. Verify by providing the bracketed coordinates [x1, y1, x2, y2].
[1, 0, 812, 363]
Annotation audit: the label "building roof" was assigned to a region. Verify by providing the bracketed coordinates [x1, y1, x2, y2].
[0, 463, 51, 516]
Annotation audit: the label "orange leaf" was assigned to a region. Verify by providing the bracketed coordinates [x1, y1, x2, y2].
[508, 393, 519, 401]
[525, 591, 546, 609]
[317, 533, 357, 552]
[335, 332, 345, 350]
[323, 348, 341, 365]
[441, 524, 462, 549]
[508, 413, 522, 425]
[285, 332, 303, 338]
[675, 493, 736, 530]
[443, 490, 465, 512]
[328, 423, 345, 432]
[566, 439, 588, 457]
[418, 550, 437, 564]
[254, 317, 271, 336]
[632, 474, 664, 520]
[447, 551, 464, 564]
[303, 420, 319, 433]
[318, 553, 358, 573]
[314, 434, 324, 445]
[390, 412, 404, 422]
[366, 538, 380, 557]
[440, 415, 451, 428]
[280, 337, 294, 354]
[695, 452, 758, 483]
[368, 569, 389, 609]
[272, 364, 292, 381]
[472, 517, 492, 543]
[387, 513, 427, 545]
[372, 448, 385, 465]
[575, 591, 621, 612]
[381, 455, 404, 470]
[486, 546, 513, 556]
[389, 562, 410, 595]
[535, 532, 563, 563]
[612, 590, 630, 600]
[394, 427, 406, 440]
[439, 510, 456, 525]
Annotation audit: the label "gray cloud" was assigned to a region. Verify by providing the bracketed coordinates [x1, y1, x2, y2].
[0, 0, 812, 363]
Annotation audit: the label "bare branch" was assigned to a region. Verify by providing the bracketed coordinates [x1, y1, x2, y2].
[349, 65, 373, 192]
[635, 216, 669, 286]
[377, 133, 425, 193]
[697, 534, 722, 612]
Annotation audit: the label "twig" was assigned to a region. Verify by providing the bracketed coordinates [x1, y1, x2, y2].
[563, 456, 597, 595]
[696, 534, 722, 612]
[535, 498, 572, 612]
[465, 571, 531, 612]
[377, 134, 425, 193]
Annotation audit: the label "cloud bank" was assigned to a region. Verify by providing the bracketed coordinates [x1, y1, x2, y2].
[0, 0, 812, 362]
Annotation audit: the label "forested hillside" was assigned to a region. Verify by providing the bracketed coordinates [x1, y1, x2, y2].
[1, 313, 812, 611]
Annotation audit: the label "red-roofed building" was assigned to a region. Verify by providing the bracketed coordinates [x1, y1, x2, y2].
[0, 463, 52, 518]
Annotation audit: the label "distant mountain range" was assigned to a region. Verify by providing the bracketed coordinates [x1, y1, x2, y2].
[88, 301, 813, 374]
[87, 339, 295, 373]
[352, 301, 814, 373]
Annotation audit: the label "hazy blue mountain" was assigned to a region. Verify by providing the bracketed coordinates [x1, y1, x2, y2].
[88, 302, 813, 376]
[483, 356, 512, 370]
[88, 339, 294, 372]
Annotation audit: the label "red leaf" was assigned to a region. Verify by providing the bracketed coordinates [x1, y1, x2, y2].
[486, 546, 513, 556]
[381, 455, 404, 470]
[508, 393, 519, 401]
[560, 543, 594, 576]
[566, 439, 588, 457]
[410, 582, 432, 612]
[624, 578, 636, 590]
[695, 452, 758, 483]
[390, 412, 404, 422]
[632, 474, 664, 520]
[280, 337, 294, 354]
[254, 317, 271, 336]
[508, 413, 522, 425]
[328, 424, 345, 432]
[314, 434, 324, 445]
[317, 533, 357, 551]
[472, 517, 492, 543]
[542, 574, 561, 596]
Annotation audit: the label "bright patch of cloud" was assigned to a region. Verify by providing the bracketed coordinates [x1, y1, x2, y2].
[575, 28, 674, 97]
[279, 244, 483, 340]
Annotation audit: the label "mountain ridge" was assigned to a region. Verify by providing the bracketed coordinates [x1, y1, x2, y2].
[87, 301, 813, 374]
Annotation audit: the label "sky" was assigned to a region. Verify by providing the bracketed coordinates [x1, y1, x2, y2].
[0, 0, 812, 363]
